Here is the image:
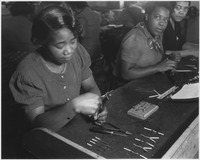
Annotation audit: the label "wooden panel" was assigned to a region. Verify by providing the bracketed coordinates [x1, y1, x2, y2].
[162, 116, 199, 158]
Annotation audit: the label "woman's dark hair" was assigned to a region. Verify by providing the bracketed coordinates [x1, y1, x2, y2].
[31, 6, 81, 45]
[68, 2, 88, 10]
[171, 1, 191, 8]
[9, 2, 35, 16]
[143, 1, 174, 15]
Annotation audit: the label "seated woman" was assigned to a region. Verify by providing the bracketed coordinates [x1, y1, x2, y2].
[9, 6, 107, 132]
[163, 1, 199, 58]
[2, 2, 36, 53]
[113, 2, 177, 85]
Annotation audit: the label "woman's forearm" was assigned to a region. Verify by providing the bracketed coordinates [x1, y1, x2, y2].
[33, 102, 76, 132]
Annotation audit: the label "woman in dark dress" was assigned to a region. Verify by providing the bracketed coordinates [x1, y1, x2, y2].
[163, 1, 198, 58]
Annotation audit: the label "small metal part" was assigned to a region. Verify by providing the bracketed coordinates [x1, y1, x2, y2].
[157, 132, 164, 136]
[92, 138, 98, 142]
[146, 142, 154, 147]
[87, 143, 93, 147]
[157, 86, 178, 99]
[89, 140, 96, 144]
[140, 134, 159, 143]
[154, 89, 161, 95]
[149, 95, 159, 98]
[124, 147, 147, 159]
[135, 138, 154, 147]
[133, 143, 152, 152]
[144, 127, 152, 131]
[95, 136, 101, 140]
[144, 127, 164, 136]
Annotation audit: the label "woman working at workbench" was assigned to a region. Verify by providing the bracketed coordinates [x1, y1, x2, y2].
[9, 6, 107, 132]
[113, 2, 177, 86]
[163, 1, 199, 58]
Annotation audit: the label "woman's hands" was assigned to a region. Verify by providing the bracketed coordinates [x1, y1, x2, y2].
[70, 92, 108, 122]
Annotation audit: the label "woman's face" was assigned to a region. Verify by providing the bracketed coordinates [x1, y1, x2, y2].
[171, 1, 190, 22]
[146, 6, 170, 37]
[47, 28, 77, 64]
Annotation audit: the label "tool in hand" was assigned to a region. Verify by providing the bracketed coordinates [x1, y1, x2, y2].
[135, 138, 154, 147]
[98, 90, 113, 113]
[133, 143, 152, 152]
[140, 134, 159, 143]
[91, 90, 132, 136]
[92, 90, 112, 124]
[124, 147, 147, 159]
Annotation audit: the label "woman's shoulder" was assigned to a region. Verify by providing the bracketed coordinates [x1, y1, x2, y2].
[11, 52, 45, 85]
[122, 24, 146, 44]
[73, 43, 91, 66]
[16, 52, 42, 73]
[75, 43, 90, 57]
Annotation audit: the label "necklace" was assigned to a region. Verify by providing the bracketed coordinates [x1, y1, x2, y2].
[42, 58, 66, 74]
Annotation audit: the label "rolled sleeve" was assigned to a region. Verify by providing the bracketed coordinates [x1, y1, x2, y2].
[121, 31, 143, 64]
[9, 71, 44, 112]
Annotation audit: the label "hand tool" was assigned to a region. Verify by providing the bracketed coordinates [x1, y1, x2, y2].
[90, 122, 132, 136]
[133, 143, 152, 152]
[174, 69, 192, 73]
[140, 134, 159, 143]
[144, 127, 164, 136]
[135, 138, 154, 147]
[98, 90, 113, 113]
[157, 86, 178, 99]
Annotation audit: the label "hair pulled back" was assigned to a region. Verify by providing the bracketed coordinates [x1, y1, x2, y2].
[31, 6, 81, 45]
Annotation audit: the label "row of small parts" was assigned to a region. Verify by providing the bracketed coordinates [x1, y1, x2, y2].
[86, 136, 110, 151]
[123, 126, 164, 159]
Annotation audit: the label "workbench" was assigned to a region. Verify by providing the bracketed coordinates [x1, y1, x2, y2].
[23, 57, 199, 159]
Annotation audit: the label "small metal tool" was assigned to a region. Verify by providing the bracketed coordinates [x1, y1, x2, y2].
[174, 69, 192, 73]
[185, 65, 197, 70]
[154, 89, 161, 96]
[124, 147, 147, 159]
[157, 86, 178, 99]
[97, 91, 112, 114]
[90, 127, 128, 136]
[89, 140, 108, 149]
[133, 143, 152, 152]
[149, 94, 159, 98]
[87, 143, 93, 147]
[144, 127, 164, 136]
[95, 136, 101, 140]
[149, 90, 161, 98]
[135, 138, 154, 147]
[91, 120, 132, 136]
[140, 134, 159, 143]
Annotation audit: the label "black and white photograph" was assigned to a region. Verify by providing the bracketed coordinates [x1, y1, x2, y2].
[1, 1, 199, 159]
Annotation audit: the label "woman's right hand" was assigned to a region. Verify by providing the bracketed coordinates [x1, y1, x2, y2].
[70, 92, 101, 116]
[156, 59, 177, 73]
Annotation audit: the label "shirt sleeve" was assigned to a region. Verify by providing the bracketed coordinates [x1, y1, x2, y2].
[120, 31, 143, 64]
[9, 70, 44, 112]
[76, 43, 92, 81]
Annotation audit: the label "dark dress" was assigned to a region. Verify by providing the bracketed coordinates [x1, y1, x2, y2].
[163, 19, 186, 51]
